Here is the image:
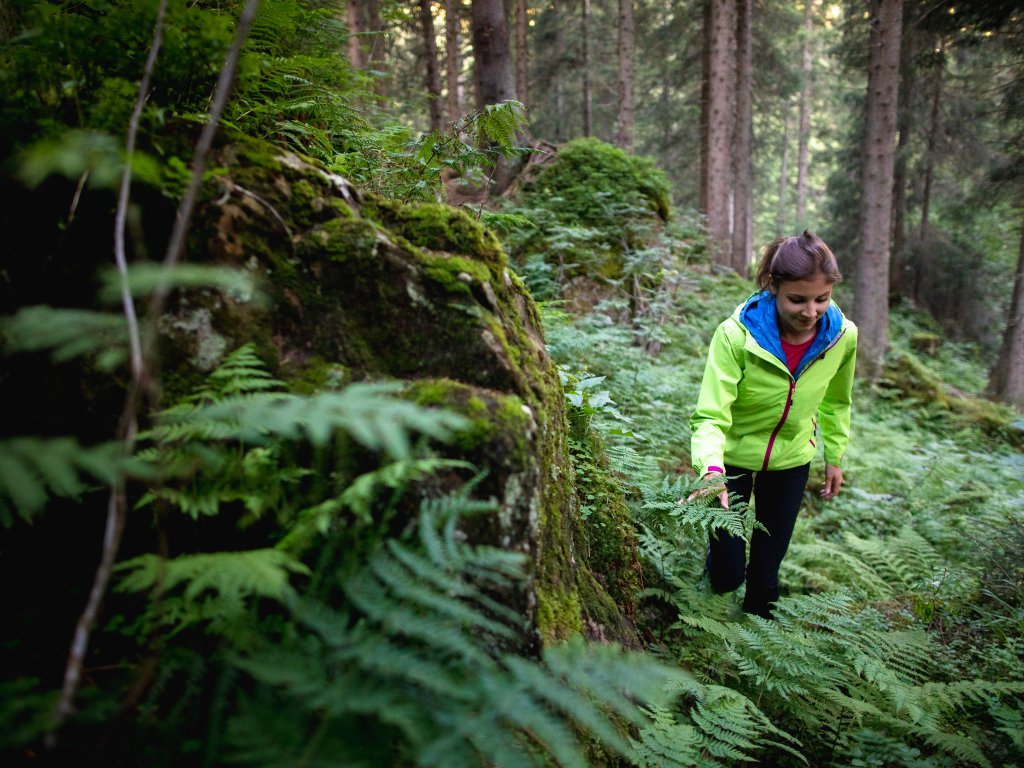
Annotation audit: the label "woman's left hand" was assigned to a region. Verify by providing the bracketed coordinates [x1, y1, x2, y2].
[821, 464, 843, 499]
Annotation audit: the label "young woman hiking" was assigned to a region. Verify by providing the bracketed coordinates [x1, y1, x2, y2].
[685, 231, 857, 619]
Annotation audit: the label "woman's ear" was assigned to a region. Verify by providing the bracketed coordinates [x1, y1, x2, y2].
[768, 277, 778, 295]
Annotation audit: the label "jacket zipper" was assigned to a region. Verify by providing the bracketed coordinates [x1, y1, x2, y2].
[760, 328, 847, 470]
[762, 378, 795, 470]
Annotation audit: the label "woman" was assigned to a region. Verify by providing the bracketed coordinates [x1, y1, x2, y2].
[686, 230, 857, 619]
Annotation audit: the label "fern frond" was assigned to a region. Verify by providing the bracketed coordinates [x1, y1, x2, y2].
[0, 437, 143, 525]
[1, 305, 128, 368]
[632, 707, 707, 768]
[148, 384, 470, 458]
[229, 494, 694, 768]
[115, 549, 310, 636]
[917, 728, 993, 767]
[640, 473, 750, 540]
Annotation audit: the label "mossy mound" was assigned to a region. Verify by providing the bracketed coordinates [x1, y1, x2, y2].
[159, 135, 641, 648]
[881, 351, 1024, 449]
[518, 137, 672, 225]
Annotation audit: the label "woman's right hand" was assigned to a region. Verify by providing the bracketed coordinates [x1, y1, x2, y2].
[679, 472, 729, 509]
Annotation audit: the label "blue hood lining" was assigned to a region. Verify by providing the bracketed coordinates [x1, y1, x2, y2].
[739, 290, 843, 379]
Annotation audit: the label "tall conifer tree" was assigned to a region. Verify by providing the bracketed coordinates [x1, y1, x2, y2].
[853, 0, 903, 381]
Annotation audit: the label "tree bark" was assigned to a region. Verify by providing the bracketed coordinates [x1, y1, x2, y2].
[367, 0, 387, 100]
[795, 0, 813, 226]
[615, 0, 636, 152]
[987, 217, 1024, 408]
[699, 0, 711, 214]
[582, 0, 593, 136]
[553, 4, 564, 140]
[346, 0, 365, 67]
[891, 15, 917, 296]
[853, 0, 903, 382]
[470, 0, 517, 192]
[470, 0, 517, 108]
[419, 0, 444, 132]
[516, 0, 528, 105]
[731, 0, 752, 276]
[776, 99, 792, 237]
[445, 0, 462, 124]
[920, 39, 944, 239]
[702, 0, 737, 267]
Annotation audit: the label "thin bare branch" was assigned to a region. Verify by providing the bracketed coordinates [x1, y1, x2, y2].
[48, 0, 262, 746]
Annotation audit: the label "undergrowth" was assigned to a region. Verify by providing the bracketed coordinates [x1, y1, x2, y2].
[528, 231, 1024, 766]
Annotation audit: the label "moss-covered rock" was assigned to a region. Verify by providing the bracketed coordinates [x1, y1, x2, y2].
[155, 135, 640, 649]
[518, 137, 672, 225]
[881, 351, 1024, 449]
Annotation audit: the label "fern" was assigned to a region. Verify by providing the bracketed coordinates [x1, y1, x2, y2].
[633, 681, 804, 766]
[97, 263, 257, 304]
[115, 549, 311, 638]
[1, 306, 129, 369]
[145, 384, 469, 456]
[640, 473, 751, 541]
[677, 590, 1020, 766]
[0, 437, 144, 525]
[225, 494, 691, 767]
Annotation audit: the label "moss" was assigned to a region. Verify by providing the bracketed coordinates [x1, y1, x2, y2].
[286, 356, 350, 394]
[412, 253, 494, 300]
[571, 431, 643, 621]
[519, 137, 672, 226]
[314, 218, 380, 263]
[536, 585, 584, 644]
[910, 331, 942, 355]
[183, 135, 637, 653]
[883, 352, 1024, 449]
[361, 197, 505, 266]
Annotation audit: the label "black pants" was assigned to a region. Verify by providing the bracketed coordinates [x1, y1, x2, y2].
[706, 463, 810, 619]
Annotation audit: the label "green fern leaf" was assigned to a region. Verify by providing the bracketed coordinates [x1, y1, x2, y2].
[0, 437, 143, 525]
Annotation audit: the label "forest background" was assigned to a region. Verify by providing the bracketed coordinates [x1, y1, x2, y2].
[0, 0, 1022, 767]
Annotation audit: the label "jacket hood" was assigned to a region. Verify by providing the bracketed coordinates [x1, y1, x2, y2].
[736, 290, 845, 379]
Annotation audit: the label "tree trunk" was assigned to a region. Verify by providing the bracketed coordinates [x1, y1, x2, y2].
[553, 4, 564, 140]
[582, 0, 593, 136]
[367, 0, 387, 100]
[731, 0, 752, 276]
[699, 0, 711, 214]
[795, 0, 813, 226]
[470, 0, 517, 192]
[987, 217, 1024, 408]
[853, 0, 903, 382]
[445, 0, 462, 124]
[701, 0, 737, 267]
[516, 0, 528, 105]
[470, 0, 517, 108]
[615, 0, 636, 152]
[920, 39, 944, 239]
[346, 0, 365, 67]
[776, 99, 792, 236]
[891, 13, 918, 298]
[419, 0, 444, 133]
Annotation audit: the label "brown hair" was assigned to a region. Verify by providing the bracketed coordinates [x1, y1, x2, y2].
[755, 230, 842, 291]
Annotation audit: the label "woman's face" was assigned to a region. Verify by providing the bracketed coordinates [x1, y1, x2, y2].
[771, 274, 834, 338]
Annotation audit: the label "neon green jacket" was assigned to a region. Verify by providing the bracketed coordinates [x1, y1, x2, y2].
[690, 292, 858, 475]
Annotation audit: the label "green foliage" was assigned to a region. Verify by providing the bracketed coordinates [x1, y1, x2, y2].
[0, 437, 138, 525]
[224, 494, 692, 768]
[332, 101, 530, 202]
[518, 138, 671, 226]
[2, 305, 129, 369]
[537, 259, 1024, 767]
[116, 549, 311, 639]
